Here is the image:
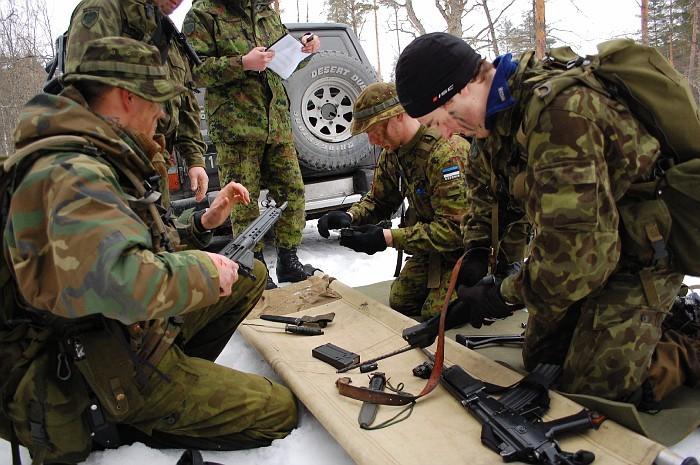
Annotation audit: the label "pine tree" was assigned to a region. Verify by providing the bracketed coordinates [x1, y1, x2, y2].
[324, 0, 375, 37]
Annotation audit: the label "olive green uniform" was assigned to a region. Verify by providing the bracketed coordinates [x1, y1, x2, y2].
[348, 126, 470, 319]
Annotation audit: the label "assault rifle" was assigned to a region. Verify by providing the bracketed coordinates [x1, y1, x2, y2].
[218, 201, 287, 280]
[441, 364, 605, 465]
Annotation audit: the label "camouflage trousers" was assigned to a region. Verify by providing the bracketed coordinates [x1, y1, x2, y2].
[390, 252, 459, 320]
[119, 259, 298, 450]
[523, 263, 685, 402]
[216, 141, 306, 250]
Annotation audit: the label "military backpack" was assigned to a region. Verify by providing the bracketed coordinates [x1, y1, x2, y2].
[519, 39, 700, 276]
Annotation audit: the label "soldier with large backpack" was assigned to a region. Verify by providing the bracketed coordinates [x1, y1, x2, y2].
[395, 32, 700, 405]
[0, 37, 296, 464]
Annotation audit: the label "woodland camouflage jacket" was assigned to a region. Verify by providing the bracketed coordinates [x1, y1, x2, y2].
[468, 54, 661, 321]
[4, 87, 220, 325]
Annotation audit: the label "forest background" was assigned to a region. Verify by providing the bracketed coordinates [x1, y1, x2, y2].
[1, 0, 699, 156]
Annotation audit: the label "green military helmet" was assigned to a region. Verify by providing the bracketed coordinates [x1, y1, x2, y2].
[62, 36, 186, 103]
[351, 82, 406, 136]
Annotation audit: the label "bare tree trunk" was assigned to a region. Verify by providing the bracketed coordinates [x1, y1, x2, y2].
[482, 0, 500, 56]
[641, 0, 649, 45]
[373, 0, 382, 80]
[394, 4, 401, 51]
[296, 0, 300, 22]
[404, 0, 426, 35]
[533, 0, 546, 58]
[690, 0, 698, 82]
[435, 0, 466, 37]
[306, 0, 309, 22]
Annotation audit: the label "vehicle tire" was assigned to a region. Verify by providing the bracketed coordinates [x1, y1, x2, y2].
[285, 50, 377, 173]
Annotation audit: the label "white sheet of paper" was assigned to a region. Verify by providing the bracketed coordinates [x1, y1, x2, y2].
[266, 34, 311, 80]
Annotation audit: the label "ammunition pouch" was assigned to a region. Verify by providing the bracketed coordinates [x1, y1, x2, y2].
[8, 341, 93, 464]
[70, 319, 147, 422]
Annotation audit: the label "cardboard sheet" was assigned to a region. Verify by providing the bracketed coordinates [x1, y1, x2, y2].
[240, 279, 665, 465]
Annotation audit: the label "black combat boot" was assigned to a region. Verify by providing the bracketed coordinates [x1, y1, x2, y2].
[276, 247, 311, 283]
[254, 251, 277, 290]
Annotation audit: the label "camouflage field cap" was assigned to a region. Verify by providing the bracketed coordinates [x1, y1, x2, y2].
[351, 82, 405, 135]
[62, 36, 185, 103]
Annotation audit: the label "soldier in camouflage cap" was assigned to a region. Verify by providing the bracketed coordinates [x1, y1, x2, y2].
[66, 0, 210, 204]
[395, 32, 700, 405]
[1, 36, 296, 463]
[318, 82, 471, 319]
[62, 36, 186, 102]
[351, 82, 406, 135]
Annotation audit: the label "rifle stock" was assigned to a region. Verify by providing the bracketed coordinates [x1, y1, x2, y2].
[218, 201, 287, 280]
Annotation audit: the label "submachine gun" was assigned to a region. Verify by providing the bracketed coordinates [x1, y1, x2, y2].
[218, 201, 287, 280]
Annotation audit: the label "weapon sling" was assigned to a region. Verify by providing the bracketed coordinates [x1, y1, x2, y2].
[335, 253, 466, 405]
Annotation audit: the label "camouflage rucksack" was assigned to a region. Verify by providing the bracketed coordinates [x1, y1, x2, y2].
[519, 39, 700, 276]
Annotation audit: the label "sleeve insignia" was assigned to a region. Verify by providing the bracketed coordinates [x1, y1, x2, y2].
[441, 165, 461, 181]
[81, 7, 100, 29]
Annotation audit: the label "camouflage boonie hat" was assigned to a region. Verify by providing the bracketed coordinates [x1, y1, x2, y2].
[62, 37, 185, 103]
[351, 82, 406, 135]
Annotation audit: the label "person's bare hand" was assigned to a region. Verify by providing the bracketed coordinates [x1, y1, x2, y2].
[242, 46, 275, 71]
[201, 181, 251, 230]
[205, 252, 239, 296]
[301, 33, 320, 54]
[188, 166, 209, 203]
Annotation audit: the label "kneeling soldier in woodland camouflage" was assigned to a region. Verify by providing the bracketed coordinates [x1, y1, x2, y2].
[395, 32, 700, 406]
[0, 37, 296, 464]
[317, 82, 470, 320]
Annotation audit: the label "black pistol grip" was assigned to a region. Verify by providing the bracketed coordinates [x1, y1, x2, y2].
[285, 325, 323, 336]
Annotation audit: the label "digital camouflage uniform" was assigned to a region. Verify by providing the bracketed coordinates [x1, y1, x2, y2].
[1, 38, 295, 463]
[348, 84, 471, 320]
[466, 53, 685, 401]
[183, 0, 306, 250]
[65, 0, 207, 203]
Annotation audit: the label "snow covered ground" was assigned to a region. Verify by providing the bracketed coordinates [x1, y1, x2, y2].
[1, 219, 698, 464]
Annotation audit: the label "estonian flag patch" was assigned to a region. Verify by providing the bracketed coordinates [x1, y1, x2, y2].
[441, 165, 461, 181]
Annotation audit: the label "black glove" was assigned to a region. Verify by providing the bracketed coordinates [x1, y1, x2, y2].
[339, 224, 387, 255]
[457, 247, 490, 287]
[317, 211, 352, 238]
[453, 275, 518, 328]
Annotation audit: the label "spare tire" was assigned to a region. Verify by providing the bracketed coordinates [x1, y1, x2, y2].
[285, 50, 377, 173]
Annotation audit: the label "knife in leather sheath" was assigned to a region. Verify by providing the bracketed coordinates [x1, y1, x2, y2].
[358, 372, 387, 429]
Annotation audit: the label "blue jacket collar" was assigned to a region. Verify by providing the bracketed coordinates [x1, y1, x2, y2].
[485, 53, 518, 130]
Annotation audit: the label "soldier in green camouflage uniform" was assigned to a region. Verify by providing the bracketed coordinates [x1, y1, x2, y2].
[395, 32, 694, 403]
[317, 83, 470, 320]
[66, 0, 210, 204]
[183, 0, 321, 287]
[1, 38, 296, 463]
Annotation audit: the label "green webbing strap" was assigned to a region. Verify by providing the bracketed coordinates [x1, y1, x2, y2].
[28, 357, 49, 465]
[353, 96, 400, 120]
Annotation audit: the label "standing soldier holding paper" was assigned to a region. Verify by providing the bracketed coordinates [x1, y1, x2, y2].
[184, 0, 321, 289]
